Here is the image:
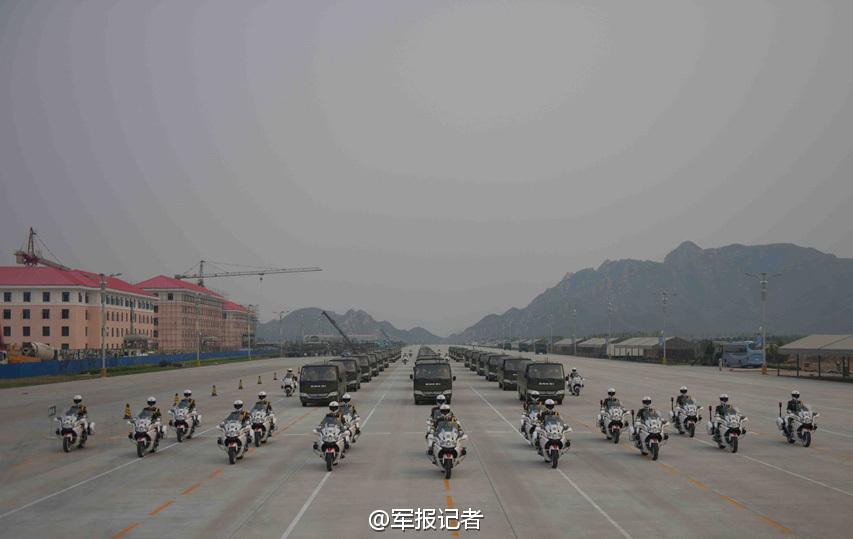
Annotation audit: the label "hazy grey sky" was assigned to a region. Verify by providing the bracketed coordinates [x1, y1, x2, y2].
[1, 1, 852, 335]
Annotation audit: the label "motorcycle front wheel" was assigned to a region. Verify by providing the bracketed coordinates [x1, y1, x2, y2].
[687, 423, 695, 438]
[802, 430, 812, 447]
[176, 429, 183, 443]
[325, 452, 334, 472]
[550, 451, 559, 469]
[730, 437, 739, 453]
[254, 431, 261, 447]
[228, 447, 237, 465]
[444, 458, 453, 479]
[137, 441, 145, 458]
[651, 444, 660, 461]
[612, 429, 621, 444]
[62, 437, 72, 453]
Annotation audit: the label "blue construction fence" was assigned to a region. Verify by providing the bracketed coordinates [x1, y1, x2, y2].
[0, 350, 263, 379]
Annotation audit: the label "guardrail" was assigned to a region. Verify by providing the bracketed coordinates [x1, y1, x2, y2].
[0, 350, 273, 379]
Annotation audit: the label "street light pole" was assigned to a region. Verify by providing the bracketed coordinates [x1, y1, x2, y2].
[657, 291, 677, 365]
[195, 293, 201, 367]
[277, 310, 288, 358]
[746, 272, 781, 375]
[247, 305, 256, 361]
[572, 307, 578, 356]
[100, 272, 121, 377]
[607, 301, 613, 359]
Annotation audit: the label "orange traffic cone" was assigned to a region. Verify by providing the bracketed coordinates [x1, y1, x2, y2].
[273, 372, 277, 380]
[211, 385, 218, 396]
[123, 403, 132, 419]
[257, 375, 262, 385]
[173, 393, 180, 405]
[238, 379, 243, 390]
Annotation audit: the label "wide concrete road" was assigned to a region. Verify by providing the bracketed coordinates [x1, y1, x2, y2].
[0, 346, 851, 538]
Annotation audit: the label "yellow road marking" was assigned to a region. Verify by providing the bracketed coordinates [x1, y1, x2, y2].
[446, 495, 459, 537]
[686, 478, 708, 491]
[181, 483, 201, 496]
[207, 468, 222, 480]
[658, 462, 678, 475]
[757, 515, 794, 534]
[148, 500, 174, 516]
[109, 522, 139, 539]
[718, 494, 748, 510]
[443, 479, 451, 492]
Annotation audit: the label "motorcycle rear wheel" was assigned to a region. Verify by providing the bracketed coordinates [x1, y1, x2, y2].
[228, 447, 237, 465]
[802, 431, 812, 447]
[444, 458, 453, 479]
[62, 437, 72, 453]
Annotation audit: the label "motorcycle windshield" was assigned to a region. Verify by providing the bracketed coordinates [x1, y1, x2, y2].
[542, 416, 566, 428]
[252, 403, 267, 411]
[435, 423, 459, 435]
[137, 409, 153, 419]
[320, 416, 340, 427]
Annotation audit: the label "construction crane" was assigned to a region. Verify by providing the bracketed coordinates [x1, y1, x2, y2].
[321, 311, 355, 350]
[174, 260, 321, 287]
[14, 228, 70, 271]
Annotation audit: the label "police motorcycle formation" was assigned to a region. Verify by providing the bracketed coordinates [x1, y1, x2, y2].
[250, 391, 276, 447]
[313, 400, 350, 471]
[777, 390, 817, 447]
[217, 400, 252, 464]
[707, 394, 748, 453]
[129, 397, 165, 458]
[56, 395, 94, 452]
[425, 398, 467, 479]
[567, 368, 584, 396]
[670, 386, 701, 438]
[597, 388, 628, 443]
[533, 399, 572, 468]
[630, 397, 670, 460]
[169, 389, 200, 443]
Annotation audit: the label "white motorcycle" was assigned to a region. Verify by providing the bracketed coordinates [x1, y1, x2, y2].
[568, 375, 584, 396]
[777, 403, 817, 447]
[630, 411, 669, 460]
[55, 411, 92, 452]
[707, 407, 747, 453]
[537, 416, 572, 468]
[169, 404, 200, 443]
[128, 411, 163, 458]
[341, 407, 360, 445]
[670, 398, 701, 438]
[250, 407, 274, 447]
[429, 423, 467, 479]
[217, 418, 251, 464]
[282, 377, 297, 397]
[520, 407, 542, 446]
[597, 405, 628, 443]
[313, 418, 346, 471]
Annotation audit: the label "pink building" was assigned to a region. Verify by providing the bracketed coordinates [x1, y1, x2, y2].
[222, 300, 251, 350]
[0, 266, 155, 354]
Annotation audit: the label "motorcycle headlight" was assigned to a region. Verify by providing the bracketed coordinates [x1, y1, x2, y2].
[321, 427, 340, 442]
[438, 433, 458, 448]
[62, 417, 75, 428]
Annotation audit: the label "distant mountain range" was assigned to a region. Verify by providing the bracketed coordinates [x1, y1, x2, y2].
[255, 307, 442, 344]
[446, 241, 853, 342]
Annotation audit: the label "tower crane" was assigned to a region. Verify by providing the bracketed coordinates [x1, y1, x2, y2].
[14, 228, 70, 271]
[174, 260, 321, 286]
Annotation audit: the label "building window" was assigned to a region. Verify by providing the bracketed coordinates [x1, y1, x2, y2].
[2, 309, 9, 320]
[2, 327, 9, 337]
[2, 292, 10, 302]
[153, 330, 158, 338]
[61, 326, 70, 337]
[43, 291, 50, 302]
[78, 292, 82, 302]
[167, 293, 174, 301]
[61, 308, 69, 319]
[22, 326, 30, 337]
[61, 343, 69, 350]
[42, 309, 50, 319]
[23, 292, 31, 302]
[22, 309, 30, 320]
[85, 293, 89, 304]
[62, 291, 70, 302]
[42, 326, 50, 337]
[85, 327, 88, 336]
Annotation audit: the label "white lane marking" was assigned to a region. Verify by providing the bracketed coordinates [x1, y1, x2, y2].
[278, 369, 398, 538]
[0, 396, 287, 520]
[694, 438, 853, 497]
[279, 472, 331, 539]
[468, 385, 633, 539]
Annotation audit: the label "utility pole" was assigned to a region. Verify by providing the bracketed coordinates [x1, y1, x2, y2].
[100, 272, 121, 377]
[746, 272, 781, 375]
[607, 301, 613, 359]
[247, 304, 257, 361]
[277, 310, 288, 358]
[572, 307, 578, 356]
[657, 291, 677, 365]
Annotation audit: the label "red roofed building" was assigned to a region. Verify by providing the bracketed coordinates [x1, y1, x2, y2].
[136, 275, 228, 353]
[222, 300, 252, 350]
[0, 267, 155, 354]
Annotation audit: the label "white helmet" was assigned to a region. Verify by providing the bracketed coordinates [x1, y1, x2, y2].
[607, 388, 616, 396]
[287, 368, 293, 372]
[341, 393, 351, 402]
[73, 395, 83, 403]
[544, 399, 556, 410]
[439, 404, 451, 415]
[719, 394, 729, 402]
[258, 391, 267, 400]
[184, 389, 192, 397]
[233, 400, 244, 409]
[436, 395, 447, 404]
[679, 386, 688, 394]
[147, 397, 157, 406]
[329, 401, 340, 413]
[642, 396, 652, 406]
[791, 390, 800, 399]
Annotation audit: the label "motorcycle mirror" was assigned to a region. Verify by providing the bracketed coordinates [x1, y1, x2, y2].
[409, 374, 413, 380]
[453, 376, 457, 381]
[565, 375, 570, 381]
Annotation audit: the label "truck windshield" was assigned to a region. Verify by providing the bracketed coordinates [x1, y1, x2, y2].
[301, 366, 337, 381]
[528, 364, 563, 379]
[414, 364, 451, 379]
[503, 359, 529, 372]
